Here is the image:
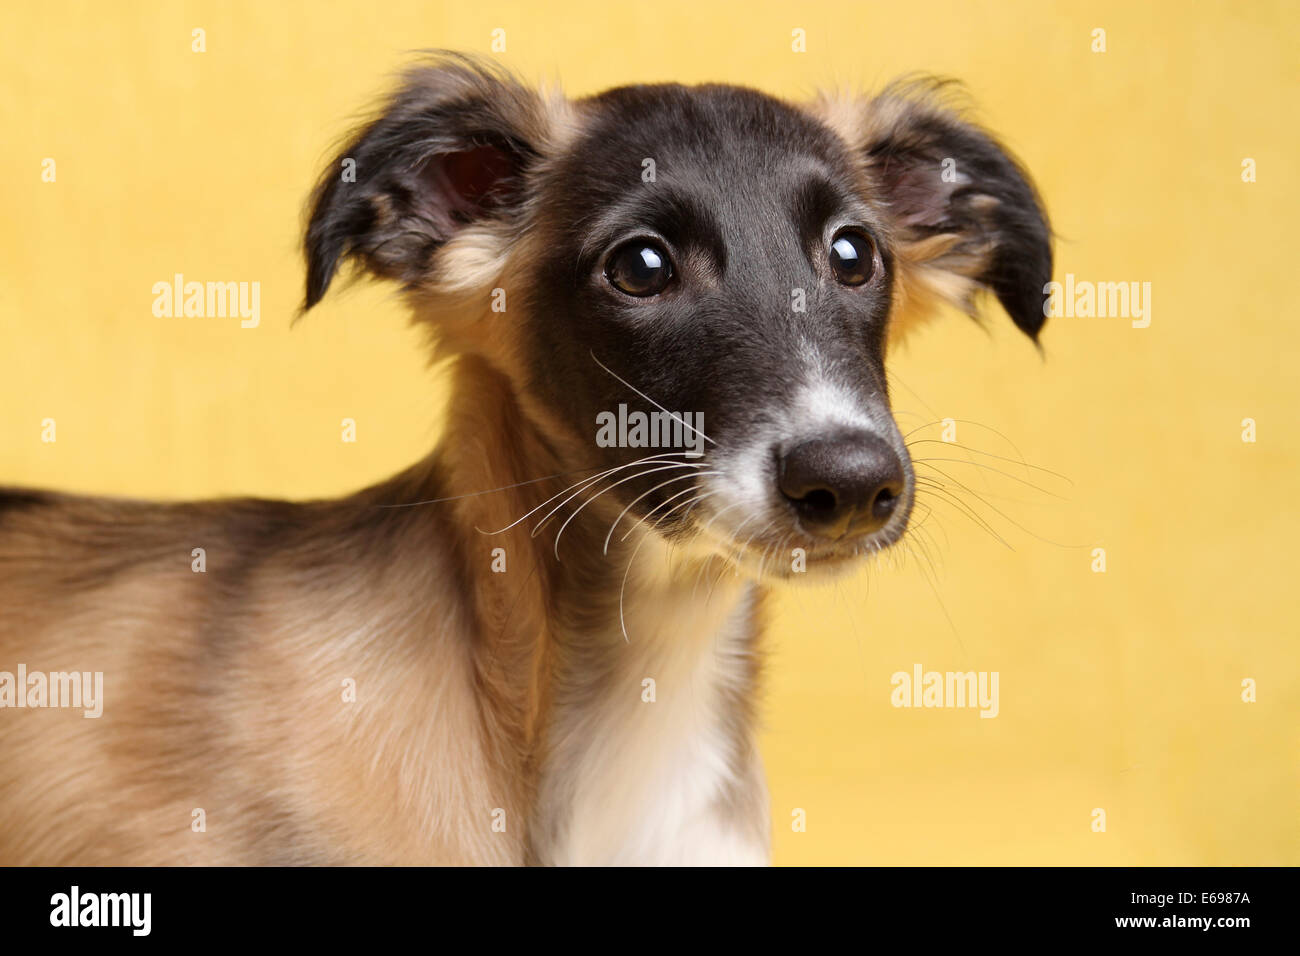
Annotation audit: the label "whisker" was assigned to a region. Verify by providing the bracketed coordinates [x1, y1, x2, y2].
[911, 457, 1068, 499]
[590, 350, 716, 449]
[550, 462, 702, 558]
[886, 368, 945, 426]
[483, 451, 692, 537]
[905, 439, 1073, 485]
[916, 464, 1085, 549]
[615, 491, 709, 643]
[904, 519, 944, 583]
[603, 471, 718, 554]
[695, 498, 749, 542]
[614, 482, 717, 548]
[900, 417, 1032, 465]
[642, 486, 712, 527]
[914, 477, 1014, 549]
[703, 553, 735, 606]
[380, 466, 605, 509]
[617, 531, 654, 643]
[902, 529, 969, 658]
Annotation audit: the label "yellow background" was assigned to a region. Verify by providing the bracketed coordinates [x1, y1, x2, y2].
[2, 0, 1295, 864]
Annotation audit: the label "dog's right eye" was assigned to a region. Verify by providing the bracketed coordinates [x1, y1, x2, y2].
[828, 230, 876, 286]
[605, 242, 673, 297]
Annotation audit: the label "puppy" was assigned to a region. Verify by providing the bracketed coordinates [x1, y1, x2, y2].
[0, 55, 1050, 865]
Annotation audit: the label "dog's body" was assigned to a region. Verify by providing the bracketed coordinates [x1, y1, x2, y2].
[0, 57, 1049, 865]
[0, 379, 766, 865]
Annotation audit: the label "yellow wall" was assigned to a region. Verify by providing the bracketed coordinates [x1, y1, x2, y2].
[2, 0, 1295, 864]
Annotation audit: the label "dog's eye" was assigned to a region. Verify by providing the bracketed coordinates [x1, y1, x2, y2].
[828, 231, 876, 286]
[606, 242, 673, 297]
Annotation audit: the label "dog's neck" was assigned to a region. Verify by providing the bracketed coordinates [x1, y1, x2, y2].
[416, 354, 770, 863]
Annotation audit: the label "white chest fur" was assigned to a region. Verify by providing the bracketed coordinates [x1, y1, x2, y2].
[534, 550, 770, 866]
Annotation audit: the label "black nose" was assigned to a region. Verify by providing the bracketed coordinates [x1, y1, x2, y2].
[777, 432, 906, 539]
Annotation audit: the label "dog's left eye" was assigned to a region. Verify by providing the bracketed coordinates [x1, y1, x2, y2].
[605, 242, 673, 297]
[828, 231, 876, 286]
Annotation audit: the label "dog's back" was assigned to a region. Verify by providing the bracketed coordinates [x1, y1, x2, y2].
[0, 482, 523, 864]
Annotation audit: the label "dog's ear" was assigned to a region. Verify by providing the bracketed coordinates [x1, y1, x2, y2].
[304, 56, 563, 310]
[814, 82, 1052, 342]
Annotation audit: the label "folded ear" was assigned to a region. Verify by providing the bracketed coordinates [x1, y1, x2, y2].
[303, 55, 562, 310]
[814, 82, 1052, 342]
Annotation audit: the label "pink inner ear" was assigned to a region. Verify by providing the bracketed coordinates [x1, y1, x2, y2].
[418, 144, 518, 235]
[887, 166, 960, 231]
[874, 151, 962, 232]
[442, 145, 516, 205]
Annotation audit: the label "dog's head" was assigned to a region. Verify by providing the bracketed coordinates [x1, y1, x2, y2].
[304, 55, 1051, 579]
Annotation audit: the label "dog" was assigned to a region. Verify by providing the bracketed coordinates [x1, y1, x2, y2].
[0, 55, 1050, 865]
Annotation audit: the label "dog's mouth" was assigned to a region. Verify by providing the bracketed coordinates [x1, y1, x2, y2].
[677, 491, 914, 582]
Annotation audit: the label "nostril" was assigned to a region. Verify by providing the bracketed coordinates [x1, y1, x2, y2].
[870, 484, 900, 522]
[797, 487, 838, 514]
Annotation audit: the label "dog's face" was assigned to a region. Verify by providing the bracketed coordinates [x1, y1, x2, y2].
[305, 58, 1050, 579]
